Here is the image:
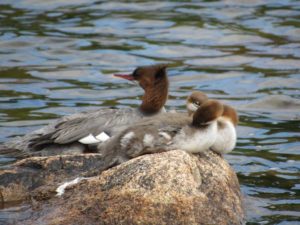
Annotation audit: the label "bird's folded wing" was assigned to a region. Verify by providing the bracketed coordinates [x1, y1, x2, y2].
[29, 108, 138, 149]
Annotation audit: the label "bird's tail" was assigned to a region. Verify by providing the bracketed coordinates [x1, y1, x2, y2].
[0, 144, 29, 159]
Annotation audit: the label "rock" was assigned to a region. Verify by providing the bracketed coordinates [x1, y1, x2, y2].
[0, 153, 106, 203]
[18, 150, 244, 225]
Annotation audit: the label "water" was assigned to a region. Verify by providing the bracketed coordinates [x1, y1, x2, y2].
[0, 0, 299, 224]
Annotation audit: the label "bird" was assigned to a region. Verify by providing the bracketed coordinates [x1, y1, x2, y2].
[0, 64, 169, 158]
[186, 91, 208, 116]
[95, 99, 224, 168]
[210, 104, 238, 154]
[184, 91, 239, 154]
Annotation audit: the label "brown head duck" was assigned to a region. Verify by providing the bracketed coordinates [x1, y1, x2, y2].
[0, 64, 169, 158]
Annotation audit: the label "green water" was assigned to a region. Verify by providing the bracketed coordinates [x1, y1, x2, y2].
[0, 0, 299, 224]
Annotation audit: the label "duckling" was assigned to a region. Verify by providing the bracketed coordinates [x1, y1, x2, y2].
[186, 91, 208, 116]
[210, 104, 238, 154]
[185, 93, 239, 154]
[96, 100, 224, 166]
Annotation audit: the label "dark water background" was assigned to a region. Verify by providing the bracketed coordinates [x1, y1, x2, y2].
[0, 0, 299, 224]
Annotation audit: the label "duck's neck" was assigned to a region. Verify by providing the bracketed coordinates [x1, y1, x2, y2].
[139, 79, 168, 115]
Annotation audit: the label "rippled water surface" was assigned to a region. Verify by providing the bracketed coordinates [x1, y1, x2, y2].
[0, 0, 300, 224]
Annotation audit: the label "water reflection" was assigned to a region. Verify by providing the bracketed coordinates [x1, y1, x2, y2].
[0, 0, 299, 224]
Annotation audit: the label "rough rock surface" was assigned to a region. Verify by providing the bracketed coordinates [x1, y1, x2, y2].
[0, 153, 105, 203]
[16, 150, 244, 225]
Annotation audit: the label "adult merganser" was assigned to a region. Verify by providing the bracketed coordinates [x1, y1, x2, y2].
[96, 100, 224, 166]
[0, 64, 169, 158]
[210, 104, 238, 154]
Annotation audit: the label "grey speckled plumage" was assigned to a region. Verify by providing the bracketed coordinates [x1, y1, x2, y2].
[95, 112, 191, 165]
[96, 100, 224, 166]
[0, 108, 144, 157]
[30, 108, 145, 146]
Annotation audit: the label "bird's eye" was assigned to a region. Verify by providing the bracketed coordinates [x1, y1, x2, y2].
[132, 69, 139, 79]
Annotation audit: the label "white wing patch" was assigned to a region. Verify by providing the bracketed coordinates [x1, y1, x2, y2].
[143, 134, 154, 147]
[79, 132, 110, 144]
[79, 134, 100, 144]
[95, 132, 110, 142]
[120, 131, 135, 149]
[159, 132, 171, 140]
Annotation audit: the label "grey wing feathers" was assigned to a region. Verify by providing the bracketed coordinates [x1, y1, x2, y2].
[30, 108, 140, 147]
[0, 145, 29, 158]
[158, 125, 182, 136]
[127, 124, 183, 158]
[98, 115, 188, 159]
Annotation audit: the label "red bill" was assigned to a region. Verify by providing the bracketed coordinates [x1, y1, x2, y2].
[114, 74, 134, 81]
